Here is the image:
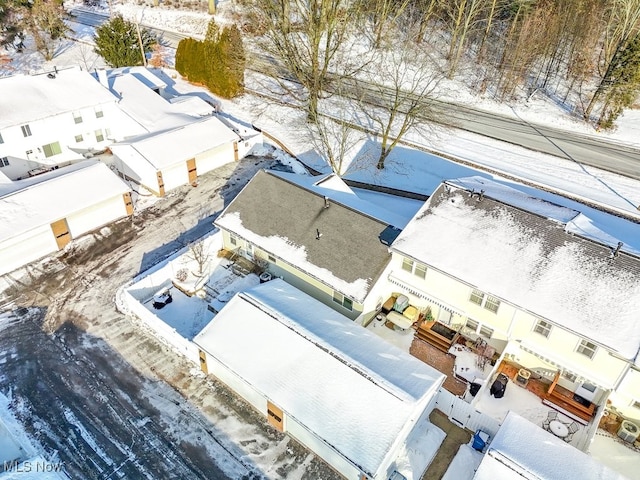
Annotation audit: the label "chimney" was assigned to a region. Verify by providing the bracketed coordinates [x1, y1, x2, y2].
[323, 196, 330, 209]
[316, 228, 322, 240]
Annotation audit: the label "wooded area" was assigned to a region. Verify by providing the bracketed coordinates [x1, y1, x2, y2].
[242, 0, 640, 131]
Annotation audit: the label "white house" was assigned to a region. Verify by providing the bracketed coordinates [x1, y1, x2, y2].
[193, 279, 445, 480]
[473, 411, 627, 480]
[110, 116, 244, 196]
[0, 160, 132, 276]
[384, 176, 640, 427]
[0, 66, 137, 180]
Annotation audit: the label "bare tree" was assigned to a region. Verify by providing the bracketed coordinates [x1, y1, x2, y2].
[20, 0, 69, 61]
[306, 95, 366, 175]
[355, 0, 412, 48]
[185, 240, 210, 276]
[357, 45, 445, 169]
[248, 0, 366, 122]
[443, 0, 487, 77]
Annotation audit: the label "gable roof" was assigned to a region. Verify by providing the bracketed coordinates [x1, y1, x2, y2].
[391, 178, 640, 359]
[214, 170, 395, 302]
[194, 279, 444, 477]
[110, 116, 239, 170]
[0, 67, 117, 130]
[0, 161, 130, 241]
[474, 412, 627, 480]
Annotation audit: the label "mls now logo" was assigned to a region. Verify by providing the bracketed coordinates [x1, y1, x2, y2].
[3, 459, 64, 473]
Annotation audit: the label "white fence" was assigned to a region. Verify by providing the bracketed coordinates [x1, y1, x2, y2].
[435, 388, 501, 438]
[121, 287, 200, 366]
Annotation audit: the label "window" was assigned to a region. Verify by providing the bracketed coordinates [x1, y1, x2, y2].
[42, 142, 62, 158]
[401, 257, 427, 279]
[562, 371, 577, 382]
[95, 107, 104, 118]
[469, 289, 500, 313]
[75, 134, 83, 143]
[533, 319, 552, 338]
[95, 129, 104, 142]
[0, 157, 9, 167]
[332, 291, 353, 311]
[229, 235, 237, 246]
[479, 325, 494, 338]
[21, 124, 32, 137]
[0, 132, 3, 144]
[632, 400, 640, 410]
[576, 339, 597, 359]
[484, 295, 501, 313]
[466, 318, 479, 332]
[469, 289, 484, 306]
[402, 257, 413, 272]
[267, 254, 276, 263]
[73, 111, 83, 124]
[414, 263, 427, 279]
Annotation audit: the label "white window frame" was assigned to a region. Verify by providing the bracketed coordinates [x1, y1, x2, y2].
[75, 134, 83, 143]
[332, 291, 353, 311]
[479, 325, 494, 338]
[401, 257, 427, 279]
[576, 339, 597, 359]
[466, 318, 479, 332]
[73, 111, 83, 124]
[95, 107, 104, 118]
[484, 295, 500, 313]
[267, 254, 276, 263]
[229, 235, 237, 246]
[21, 124, 32, 137]
[533, 319, 552, 338]
[469, 289, 484, 306]
[42, 141, 61, 158]
[562, 371, 577, 382]
[95, 129, 104, 142]
[0, 132, 4, 143]
[0, 157, 9, 167]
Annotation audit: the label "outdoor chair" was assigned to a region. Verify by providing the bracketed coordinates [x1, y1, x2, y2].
[543, 410, 558, 430]
[564, 422, 580, 442]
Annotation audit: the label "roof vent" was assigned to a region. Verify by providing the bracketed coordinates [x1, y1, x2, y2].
[47, 72, 56, 79]
[323, 196, 330, 209]
[610, 241, 623, 259]
[468, 188, 485, 201]
[316, 228, 322, 240]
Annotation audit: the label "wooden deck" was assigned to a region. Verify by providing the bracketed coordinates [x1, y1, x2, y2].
[497, 362, 596, 424]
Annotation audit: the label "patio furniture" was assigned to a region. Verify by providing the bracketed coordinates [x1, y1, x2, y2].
[549, 420, 569, 438]
[152, 288, 173, 309]
[564, 421, 580, 442]
[543, 410, 559, 430]
[490, 373, 508, 398]
[385, 310, 415, 330]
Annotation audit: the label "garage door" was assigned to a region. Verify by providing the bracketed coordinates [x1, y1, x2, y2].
[50, 218, 71, 249]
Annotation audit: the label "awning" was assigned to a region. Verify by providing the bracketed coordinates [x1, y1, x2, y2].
[387, 273, 466, 317]
[518, 341, 614, 390]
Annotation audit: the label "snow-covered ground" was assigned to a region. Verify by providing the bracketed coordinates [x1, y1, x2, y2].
[2, 2, 640, 479]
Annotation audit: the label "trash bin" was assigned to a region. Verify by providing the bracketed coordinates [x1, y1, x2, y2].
[469, 382, 481, 397]
[472, 430, 490, 452]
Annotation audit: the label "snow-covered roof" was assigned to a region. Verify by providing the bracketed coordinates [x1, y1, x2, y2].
[0, 161, 130, 241]
[0, 67, 117, 130]
[475, 412, 628, 480]
[391, 179, 640, 358]
[108, 73, 213, 132]
[269, 171, 410, 228]
[214, 170, 395, 302]
[110, 116, 239, 170]
[194, 279, 444, 477]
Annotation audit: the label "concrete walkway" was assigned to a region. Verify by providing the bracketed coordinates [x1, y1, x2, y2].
[422, 409, 473, 480]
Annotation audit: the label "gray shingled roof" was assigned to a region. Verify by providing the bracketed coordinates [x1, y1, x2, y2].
[215, 170, 393, 300]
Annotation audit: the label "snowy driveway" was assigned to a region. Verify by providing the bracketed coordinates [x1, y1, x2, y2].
[0, 156, 338, 479]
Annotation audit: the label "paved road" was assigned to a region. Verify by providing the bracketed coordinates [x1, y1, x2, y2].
[68, 7, 640, 180]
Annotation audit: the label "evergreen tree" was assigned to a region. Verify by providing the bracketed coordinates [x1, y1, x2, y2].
[94, 15, 155, 68]
[597, 34, 640, 129]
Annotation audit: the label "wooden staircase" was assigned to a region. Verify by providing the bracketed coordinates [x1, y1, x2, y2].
[415, 321, 459, 352]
